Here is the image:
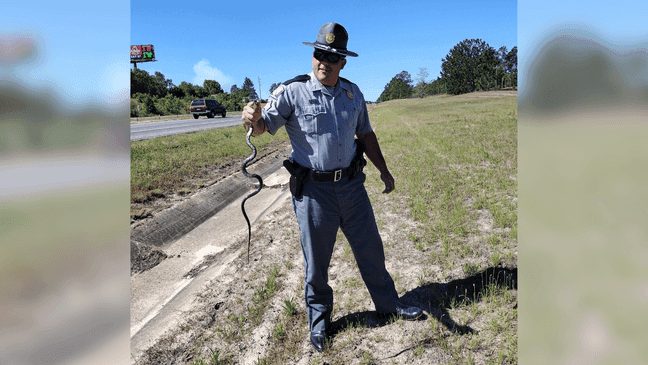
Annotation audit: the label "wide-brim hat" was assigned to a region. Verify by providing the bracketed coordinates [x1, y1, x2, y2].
[302, 22, 358, 57]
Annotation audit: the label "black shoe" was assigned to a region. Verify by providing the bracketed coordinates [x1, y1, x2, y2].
[396, 304, 423, 320]
[378, 304, 423, 321]
[310, 331, 328, 352]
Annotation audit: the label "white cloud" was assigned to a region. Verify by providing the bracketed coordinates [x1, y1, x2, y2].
[192, 59, 231, 87]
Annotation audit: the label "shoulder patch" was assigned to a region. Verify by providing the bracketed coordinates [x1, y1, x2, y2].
[272, 84, 285, 96]
[282, 74, 310, 86]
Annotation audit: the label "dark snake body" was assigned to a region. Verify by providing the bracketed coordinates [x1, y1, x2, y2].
[241, 126, 263, 263]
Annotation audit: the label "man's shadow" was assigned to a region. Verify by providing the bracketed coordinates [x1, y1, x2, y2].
[328, 266, 517, 338]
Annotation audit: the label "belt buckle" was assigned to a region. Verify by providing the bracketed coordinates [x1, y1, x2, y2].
[334, 169, 342, 182]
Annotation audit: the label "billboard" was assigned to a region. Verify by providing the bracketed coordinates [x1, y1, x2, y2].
[130, 44, 155, 63]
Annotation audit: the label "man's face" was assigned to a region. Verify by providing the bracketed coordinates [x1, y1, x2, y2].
[312, 50, 346, 87]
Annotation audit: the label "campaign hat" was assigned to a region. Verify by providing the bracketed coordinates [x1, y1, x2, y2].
[302, 22, 358, 57]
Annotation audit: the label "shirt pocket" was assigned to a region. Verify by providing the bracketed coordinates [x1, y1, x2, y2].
[300, 105, 325, 134]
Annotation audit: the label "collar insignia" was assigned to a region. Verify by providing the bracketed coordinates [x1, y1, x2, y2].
[346, 90, 354, 100]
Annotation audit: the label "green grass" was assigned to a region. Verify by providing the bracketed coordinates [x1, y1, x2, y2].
[130, 125, 289, 204]
[367, 94, 517, 273]
[369, 95, 517, 239]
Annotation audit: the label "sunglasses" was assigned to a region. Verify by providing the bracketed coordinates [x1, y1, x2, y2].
[313, 49, 345, 63]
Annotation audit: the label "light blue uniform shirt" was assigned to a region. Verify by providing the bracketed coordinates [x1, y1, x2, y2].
[262, 72, 372, 171]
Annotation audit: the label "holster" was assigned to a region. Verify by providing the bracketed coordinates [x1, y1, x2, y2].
[347, 139, 367, 180]
[283, 159, 310, 199]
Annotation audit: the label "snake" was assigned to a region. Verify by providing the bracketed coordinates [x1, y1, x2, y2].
[241, 124, 263, 264]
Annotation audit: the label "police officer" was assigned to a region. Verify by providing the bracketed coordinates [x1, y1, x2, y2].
[242, 22, 422, 352]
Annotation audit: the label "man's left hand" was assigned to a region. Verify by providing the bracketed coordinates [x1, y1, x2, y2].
[381, 172, 395, 194]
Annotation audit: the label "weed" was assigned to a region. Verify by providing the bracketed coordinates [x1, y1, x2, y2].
[417, 273, 426, 287]
[489, 317, 503, 333]
[342, 276, 362, 289]
[468, 334, 480, 350]
[509, 224, 518, 240]
[207, 348, 229, 365]
[463, 262, 480, 277]
[273, 320, 285, 341]
[342, 242, 353, 262]
[373, 333, 387, 342]
[413, 343, 424, 356]
[443, 239, 451, 256]
[487, 234, 500, 248]
[283, 298, 297, 316]
[360, 350, 376, 364]
[415, 240, 424, 252]
[490, 251, 501, 267]
[438, 335, 449, 352]
[284, 259, 293, 270]
[505, 249, 516, 262]
[269, 265, 281, 278]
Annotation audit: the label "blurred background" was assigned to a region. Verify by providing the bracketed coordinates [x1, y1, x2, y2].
[518, 0, 648, 364]
[1, 0, 646, 364]
[1, 1, 130, 364]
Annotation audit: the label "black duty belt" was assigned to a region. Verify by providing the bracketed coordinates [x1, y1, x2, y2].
[310, 166, 351, 182]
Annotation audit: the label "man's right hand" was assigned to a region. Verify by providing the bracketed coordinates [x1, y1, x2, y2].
[242, 101, 264, 135]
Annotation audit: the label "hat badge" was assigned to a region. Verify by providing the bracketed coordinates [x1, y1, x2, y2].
[325, 33, 335, 44]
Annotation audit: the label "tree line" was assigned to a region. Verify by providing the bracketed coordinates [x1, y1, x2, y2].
[130, 69, 260, 117]
[378, 39, 517, 102]
[131, 37, 517, 117]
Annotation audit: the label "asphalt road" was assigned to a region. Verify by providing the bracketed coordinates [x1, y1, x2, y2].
[130, 115, 242, 141]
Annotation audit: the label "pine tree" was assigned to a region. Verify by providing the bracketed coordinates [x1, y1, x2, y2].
[242, 77, 258, 100]
[440, 39, 497, 95]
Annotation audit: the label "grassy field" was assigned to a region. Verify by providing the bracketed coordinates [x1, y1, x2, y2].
[367, 93, 517, 269]
[132, 91, 518, 364]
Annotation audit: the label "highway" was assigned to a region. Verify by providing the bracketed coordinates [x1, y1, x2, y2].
[130, 115, 242, 141]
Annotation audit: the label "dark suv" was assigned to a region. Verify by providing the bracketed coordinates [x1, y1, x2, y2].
[189, 99, 227, 119]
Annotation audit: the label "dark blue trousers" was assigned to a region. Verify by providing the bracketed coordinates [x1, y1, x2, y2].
[291, 172, 398, 332]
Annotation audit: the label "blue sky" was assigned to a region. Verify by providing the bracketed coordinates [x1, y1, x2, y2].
[131, 0, 517, 102]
